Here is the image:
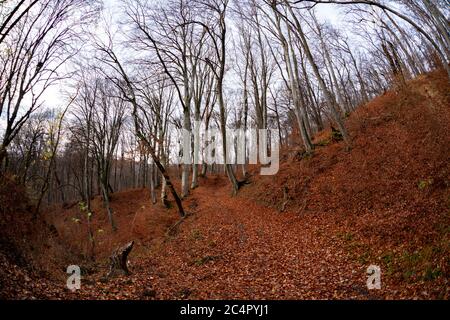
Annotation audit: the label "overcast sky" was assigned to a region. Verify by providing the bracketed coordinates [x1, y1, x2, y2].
[37, 1, 343, 112]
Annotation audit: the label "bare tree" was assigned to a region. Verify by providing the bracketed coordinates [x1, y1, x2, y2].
[124, 0, 209, 199]
[0, 0, 100, 167]
[190, 0, 242, 195]
[294, 0, 450, 80]
[95, 39, 186, 217]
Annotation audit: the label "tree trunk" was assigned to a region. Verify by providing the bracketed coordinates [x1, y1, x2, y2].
[285, 3, 350, 145]
[101, 181, 116, 231]
[107, 241, 134, 278]
[149, 162, 157, 204]
[272, 8, 313, 152]
[191, 106, 200, 189]
[181, 108, 191, 198]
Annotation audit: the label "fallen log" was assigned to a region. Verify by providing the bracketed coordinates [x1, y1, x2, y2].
[107, 241, 134, 278]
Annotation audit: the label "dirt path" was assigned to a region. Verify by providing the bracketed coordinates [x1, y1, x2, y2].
[51, 175, 385, 300]
[134, 176, 380, 300]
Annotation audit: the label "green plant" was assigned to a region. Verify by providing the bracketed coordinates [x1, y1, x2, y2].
[402, 269, 416, 281]
[379, 252, 396, 275]
[72, 217, 81, 224]
[208, 240, 217, 248]
[358, 251, 370, 265]
[316, 139, 330, 147]
[418, 178, 433, 190]
[402, 251, 421, 265]
[191, 229, 203, 241]
[193, 255, 216, 266]
[331, 128, 344, 142]
[78, 201, 88, 212]
[343, 232, 354, 241]
[423, 266, 442, 281]
[381, 252, 393, 264]
[337, 232, 354, 242]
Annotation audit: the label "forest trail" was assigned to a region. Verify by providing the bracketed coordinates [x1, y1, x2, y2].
[53, 175, 374, 300]
[163, 176, 374, 299]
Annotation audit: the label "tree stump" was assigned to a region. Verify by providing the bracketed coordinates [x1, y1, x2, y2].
[107, 241, 134, 278]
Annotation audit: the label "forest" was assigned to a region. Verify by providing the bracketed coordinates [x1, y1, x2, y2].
[0, 0, 449, 301]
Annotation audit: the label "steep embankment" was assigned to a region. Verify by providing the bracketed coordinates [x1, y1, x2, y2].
[0, 70, 448, 299]
[0, 175, 77, 299]
[244, 69, 450, 298]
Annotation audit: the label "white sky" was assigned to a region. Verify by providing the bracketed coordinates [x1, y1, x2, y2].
[316, 3, 342, 26]
[0, 0, 343, 131]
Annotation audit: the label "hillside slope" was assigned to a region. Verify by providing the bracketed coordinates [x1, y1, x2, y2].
[244, 69, 450, 298]
[0, 69, 448, 300]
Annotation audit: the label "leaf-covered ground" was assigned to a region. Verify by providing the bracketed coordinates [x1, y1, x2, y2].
[0, 69, 449, 300]
[1, 176, 380, 300]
